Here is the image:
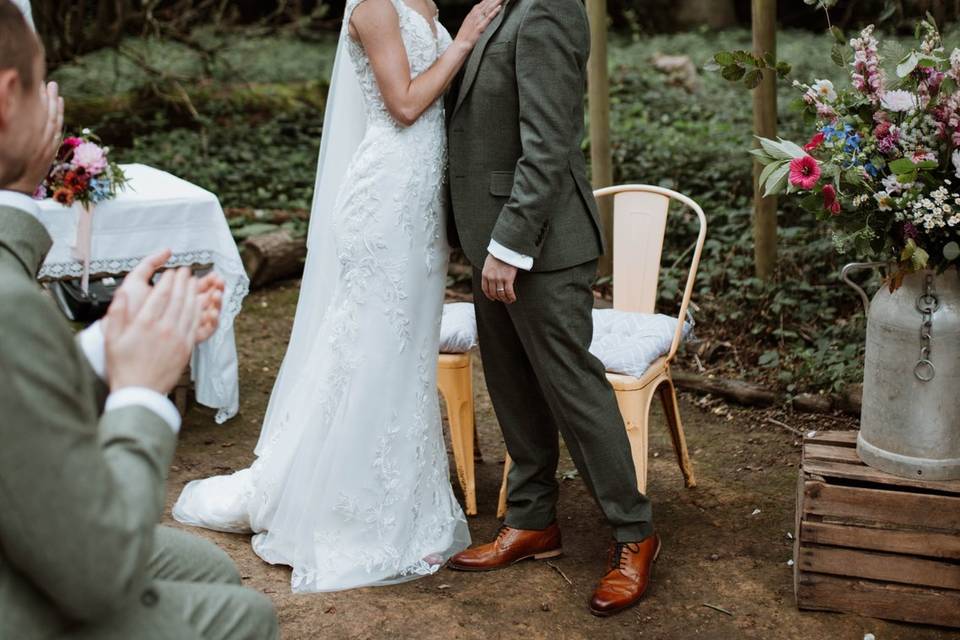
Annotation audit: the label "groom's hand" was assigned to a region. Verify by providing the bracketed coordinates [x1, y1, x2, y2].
[482, 254, 518, 304]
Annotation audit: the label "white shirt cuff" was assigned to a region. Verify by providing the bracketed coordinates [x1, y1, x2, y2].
[77, 321, 107, 380]
[488, 240, 534, 271]
[105, 388, 182, 434]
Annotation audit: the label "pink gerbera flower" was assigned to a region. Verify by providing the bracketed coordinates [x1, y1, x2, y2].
[789, 155, 821, 190]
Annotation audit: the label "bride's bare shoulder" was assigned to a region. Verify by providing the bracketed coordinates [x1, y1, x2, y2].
[347, 0, 400, 40]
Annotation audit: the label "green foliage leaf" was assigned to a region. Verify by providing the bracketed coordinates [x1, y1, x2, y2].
[744, 69, 763, 89]
[778, 138, 807, 158]
[897, 52, 920, 78]
[830, 44, 846, 67]
[889, 158, 918, 174]
[759, 137, 793, 160]
[758, 158, 787, 190]
[714, 51, 735, 66]
[764, 163, 792, 197]
[721, 64, 746, 82]
[758, 350, 780, 368]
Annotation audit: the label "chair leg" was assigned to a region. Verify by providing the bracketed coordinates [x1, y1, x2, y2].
[497, 454, 511, 520]
[438, 359, 477, 516]
[614, 386, 653, 495]
[172, 368, 191, 418]
[658, 376, 696, 488]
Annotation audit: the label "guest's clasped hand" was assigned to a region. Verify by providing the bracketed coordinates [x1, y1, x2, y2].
[8, 81, 62, 196]
[104, 252, 226, 396]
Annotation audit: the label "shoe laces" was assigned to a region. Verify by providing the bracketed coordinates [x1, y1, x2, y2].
[611, 542, 642, 572]
[496, 525, 512, 545]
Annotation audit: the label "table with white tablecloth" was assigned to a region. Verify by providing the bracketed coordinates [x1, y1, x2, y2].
[36, 164, 249, 423]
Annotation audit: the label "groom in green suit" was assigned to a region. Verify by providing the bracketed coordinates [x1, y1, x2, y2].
[0, 3, 278, 638]
[447, 0, 660, 616]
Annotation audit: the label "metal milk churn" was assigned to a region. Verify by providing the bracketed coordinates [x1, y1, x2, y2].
[842, 264, 960, 480]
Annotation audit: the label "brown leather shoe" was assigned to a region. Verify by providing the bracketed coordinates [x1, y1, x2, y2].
[447, 524, 562, 571]
[589, 534, 661, 617]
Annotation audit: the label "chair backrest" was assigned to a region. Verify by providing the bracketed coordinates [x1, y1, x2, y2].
[593, 185, 708, 362]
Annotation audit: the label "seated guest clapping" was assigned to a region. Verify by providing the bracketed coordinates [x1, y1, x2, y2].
[0, 3, 279, 638]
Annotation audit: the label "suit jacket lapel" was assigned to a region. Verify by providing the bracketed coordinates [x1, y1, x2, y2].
[453, 5, 509, 117]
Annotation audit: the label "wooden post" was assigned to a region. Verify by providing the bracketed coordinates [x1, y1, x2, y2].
[586, 0, 614, 278]
[752, 0, 778, 280]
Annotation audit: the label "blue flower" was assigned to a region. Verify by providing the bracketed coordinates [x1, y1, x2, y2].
[863, 161, 879, 177]
[844, 133, 862, 153]
[88, 178, 112, 204]
[821, 124, 840, 140]
[821, 123, 853, 142]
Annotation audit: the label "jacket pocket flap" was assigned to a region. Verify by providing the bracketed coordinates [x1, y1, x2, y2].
[489, 171, 515, 197]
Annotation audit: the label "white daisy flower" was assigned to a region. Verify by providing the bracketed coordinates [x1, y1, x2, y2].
[880, 89, 919, 113]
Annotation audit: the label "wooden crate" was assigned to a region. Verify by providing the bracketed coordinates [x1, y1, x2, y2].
[794, 430, 960, 628]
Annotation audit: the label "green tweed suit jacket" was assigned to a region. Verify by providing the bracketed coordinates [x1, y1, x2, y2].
[447, 0, 603, 272]
[0, 205, 178, 639]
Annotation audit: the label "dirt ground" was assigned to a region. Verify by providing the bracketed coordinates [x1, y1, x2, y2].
[164, 281, 959, 640]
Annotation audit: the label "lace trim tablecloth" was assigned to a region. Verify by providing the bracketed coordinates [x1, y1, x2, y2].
[37, 164, 249, 423]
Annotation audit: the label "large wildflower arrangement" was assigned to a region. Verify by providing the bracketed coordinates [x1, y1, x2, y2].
[753, 20, 960, 284]
[34, 130, 128, 209]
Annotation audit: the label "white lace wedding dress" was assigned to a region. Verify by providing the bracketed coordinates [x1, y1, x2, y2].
[173, 0, 470, 593]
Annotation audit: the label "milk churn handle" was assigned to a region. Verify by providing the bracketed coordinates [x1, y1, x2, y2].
[840, 262, 887, 315]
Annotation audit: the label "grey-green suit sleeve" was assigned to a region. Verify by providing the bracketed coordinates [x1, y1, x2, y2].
[490, 0, 590, 259]
[0, 290, 176, 622]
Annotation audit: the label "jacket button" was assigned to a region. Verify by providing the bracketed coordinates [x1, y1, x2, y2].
[141, 588, 159, 607]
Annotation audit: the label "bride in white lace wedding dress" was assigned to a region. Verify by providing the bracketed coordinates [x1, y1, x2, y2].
[173, 0, 503, 592]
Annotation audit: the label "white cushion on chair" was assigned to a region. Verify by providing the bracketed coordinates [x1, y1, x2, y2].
[590, 309, 693, 379]
[439, 303, 692, 376]
[440, 303, 479, 353]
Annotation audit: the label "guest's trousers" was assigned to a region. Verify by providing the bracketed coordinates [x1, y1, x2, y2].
[68, 526, 279, 640]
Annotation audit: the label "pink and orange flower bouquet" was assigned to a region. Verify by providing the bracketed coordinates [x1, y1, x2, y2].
[34, 130, 129, 292]
[34, 130, 128, 207]
[752, 20, 960, 284]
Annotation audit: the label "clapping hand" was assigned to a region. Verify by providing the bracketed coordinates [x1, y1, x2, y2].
[9, 81, 63, 196]
[105, 268, 200, 395]
[104, 249, 226, 345]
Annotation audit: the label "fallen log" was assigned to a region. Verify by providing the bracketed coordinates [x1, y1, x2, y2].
[792, 393, 834, 414]
[671, 370, 862, 417]
[241, 229, 307, 289]
[671, 371, 778, 407]
[66, 81, 328, 145]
